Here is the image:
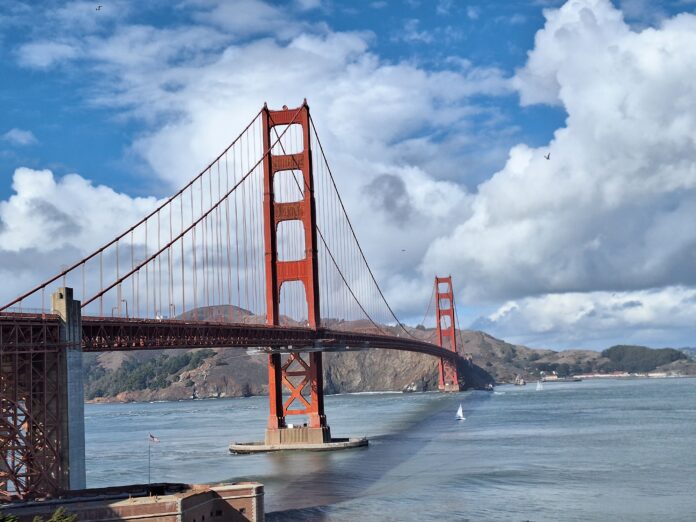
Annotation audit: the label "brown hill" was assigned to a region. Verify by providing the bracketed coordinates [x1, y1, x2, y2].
[83, 306, 696, 403]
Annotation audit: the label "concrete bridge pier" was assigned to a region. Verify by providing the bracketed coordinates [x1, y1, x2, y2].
[264, 351, 332, 445]
[52, 287, 86, 490]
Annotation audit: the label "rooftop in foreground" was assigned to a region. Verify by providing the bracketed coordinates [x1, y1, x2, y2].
[1, 482, 264, 522]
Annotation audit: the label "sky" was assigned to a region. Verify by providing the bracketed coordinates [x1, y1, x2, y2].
[2, 0, 696, 350]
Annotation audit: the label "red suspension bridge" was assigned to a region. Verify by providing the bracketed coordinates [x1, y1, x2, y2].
[0, 102, 468, 501]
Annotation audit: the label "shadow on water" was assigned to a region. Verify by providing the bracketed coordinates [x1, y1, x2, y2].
[262, 391, 492, 520]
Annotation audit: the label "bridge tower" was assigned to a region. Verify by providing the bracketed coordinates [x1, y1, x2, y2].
[261, 101, 331, 445]
[435, 276, 463, 392]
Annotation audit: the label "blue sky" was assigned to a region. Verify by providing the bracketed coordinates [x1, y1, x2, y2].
[2, 0, 696, 349]
[0, 0, 569, 198]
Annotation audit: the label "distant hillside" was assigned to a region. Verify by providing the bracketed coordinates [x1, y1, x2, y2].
[601, 345, 687, 373]
[83, 305, 496, 402]
[679, 347, 696, 361]
[82, 306, 696, 402]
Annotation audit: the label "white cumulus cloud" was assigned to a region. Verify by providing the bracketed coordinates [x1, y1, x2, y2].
[477, 286, 696, 349]
[424, 0, 696, 315]
[0, 168, 159, 302]
[2, 128, 37, 146]
[16, 41, 81, 68]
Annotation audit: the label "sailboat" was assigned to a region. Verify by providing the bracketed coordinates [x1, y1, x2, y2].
[456, 404, 465, 421]
[536, 380, 544, 391]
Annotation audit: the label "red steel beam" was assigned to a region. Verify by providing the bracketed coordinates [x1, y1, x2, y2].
[0, 315, 63, 501]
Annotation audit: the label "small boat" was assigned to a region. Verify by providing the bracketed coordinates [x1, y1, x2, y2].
[536, 380, 543, 391]
[456, 404, 465, 421]
[402, 381, 418, 393]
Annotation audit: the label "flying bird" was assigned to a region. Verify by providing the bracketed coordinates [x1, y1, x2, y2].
[96, 5, 102, 10]
[544, 153, 550, 160]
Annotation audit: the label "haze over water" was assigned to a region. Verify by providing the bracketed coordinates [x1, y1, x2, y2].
[86, 378, 696, 521]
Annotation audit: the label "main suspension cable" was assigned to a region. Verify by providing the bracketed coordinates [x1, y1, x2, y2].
[309, 115, 415, 339]
[0, 109, 264, 312]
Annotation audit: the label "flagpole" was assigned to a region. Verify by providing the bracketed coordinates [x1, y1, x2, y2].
[147, 433, 160, 485]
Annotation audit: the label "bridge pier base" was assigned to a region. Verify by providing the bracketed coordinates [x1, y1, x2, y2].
[264, 351, 332, 446]
[440, 378, 464, 393]
[264, 426, 331, 446]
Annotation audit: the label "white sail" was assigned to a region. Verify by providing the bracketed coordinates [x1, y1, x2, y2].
[456, 404, 465, 420]
[536, 380, 543, 391]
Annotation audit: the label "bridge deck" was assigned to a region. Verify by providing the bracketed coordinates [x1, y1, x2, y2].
[0, 313, 459, 361]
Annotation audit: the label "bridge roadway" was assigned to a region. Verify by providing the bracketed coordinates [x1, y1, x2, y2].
[0, 312, 460, 361]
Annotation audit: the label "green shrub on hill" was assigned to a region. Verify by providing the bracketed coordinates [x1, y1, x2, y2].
[85, 349, 216, 399]
[601, 345, 686, 373]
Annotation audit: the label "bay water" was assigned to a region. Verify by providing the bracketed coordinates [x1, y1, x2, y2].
[85, 378, 696, 521]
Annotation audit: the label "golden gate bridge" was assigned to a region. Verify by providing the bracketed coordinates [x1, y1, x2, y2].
[0, 102, 467, 501]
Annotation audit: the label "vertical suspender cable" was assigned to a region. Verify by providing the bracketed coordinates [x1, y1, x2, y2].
[180, 194, 185, 315]
[130, 230, 134, 317]
[145, 221, 149, 317]
[157, 211, 161, 317]
[99, 250, 103, 316]
[225, 153, 232, 306]
[191, 186, 198, 315]
[116, 240, 120, 316]
[234, 146, 241, 314]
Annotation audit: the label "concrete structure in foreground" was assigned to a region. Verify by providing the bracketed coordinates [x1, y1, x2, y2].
[52, 287, 87, 490]
[1, 482, 263, 522]
[230, 436, 367, 454]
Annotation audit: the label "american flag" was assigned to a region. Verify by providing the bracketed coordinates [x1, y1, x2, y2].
[148, 433, 160, 443]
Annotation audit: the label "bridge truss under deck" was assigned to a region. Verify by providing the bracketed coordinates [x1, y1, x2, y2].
[0, 315, 65, 501]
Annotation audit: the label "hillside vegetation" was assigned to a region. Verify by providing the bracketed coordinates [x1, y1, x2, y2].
[84, 349, 216, 400]
[601, 345, 687, 373]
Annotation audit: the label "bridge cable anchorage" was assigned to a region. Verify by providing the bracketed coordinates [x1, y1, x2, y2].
[0, 109, 264, 313]
[308, 116, 417, 339]
[268, 124, 390, 336]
